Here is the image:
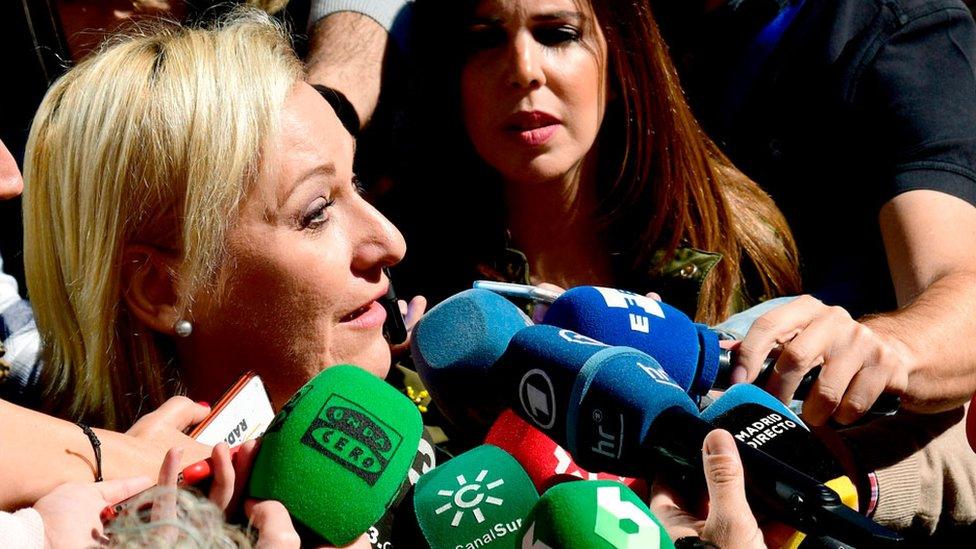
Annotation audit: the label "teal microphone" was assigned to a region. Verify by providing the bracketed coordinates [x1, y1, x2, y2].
[519, 480, 674, 548]
[248, 365, 424, 546]
[414, 444, 539, 548]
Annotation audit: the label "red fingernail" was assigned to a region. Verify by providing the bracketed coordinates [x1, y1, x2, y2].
[197, 401, 210, 408]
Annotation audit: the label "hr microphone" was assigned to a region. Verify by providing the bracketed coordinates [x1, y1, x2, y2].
[484, 408, 648, 499]
[543, 286, 900, 415]
[247, 365, 424, 546]
[702, 384, 860, 549]
[414, 444, 539, 549]
[411, 288, 532, 431]
[519, 480, 673, 548]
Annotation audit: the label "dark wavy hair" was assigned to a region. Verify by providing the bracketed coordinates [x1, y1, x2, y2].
[403, 0, 801, 322]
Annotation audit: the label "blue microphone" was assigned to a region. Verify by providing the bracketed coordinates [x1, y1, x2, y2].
[410, 289, 532, 431]
[496, 324, 611, 442]
[542, 286, 719, 395]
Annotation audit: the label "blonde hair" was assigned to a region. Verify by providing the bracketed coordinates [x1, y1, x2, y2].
[23, 8, 304, 429]
[106, 486, 254, 548]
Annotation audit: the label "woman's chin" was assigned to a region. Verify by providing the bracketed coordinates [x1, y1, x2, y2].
[343, 340, 393, 379]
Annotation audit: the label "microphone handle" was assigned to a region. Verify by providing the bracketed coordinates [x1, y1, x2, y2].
[715, 351, 900, 416]
[650, 409, 903, 547]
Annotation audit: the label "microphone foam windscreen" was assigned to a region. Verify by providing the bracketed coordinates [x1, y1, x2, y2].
[411, 289, 532, 430]
[414, 444, 539, 549]
[701, 383, 805, 427]
[248, 365, 423, 545]
[542, 286, 702, 393]
[499, 324, 610, 439]
[485, 409, 648, 499]
[519, 480, 674, 548]
[694, 323, 721, 394]
[569, 348, 699, 476]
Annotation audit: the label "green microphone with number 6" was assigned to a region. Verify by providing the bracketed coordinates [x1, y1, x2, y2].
[519, 480, 675, 548]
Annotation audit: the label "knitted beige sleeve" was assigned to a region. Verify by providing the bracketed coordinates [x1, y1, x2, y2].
[839, 405, 976, 536]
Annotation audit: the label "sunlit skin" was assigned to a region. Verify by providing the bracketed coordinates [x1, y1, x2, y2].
[0, 139, 23, 200]
[460, 0, 609, 187]
[177, 83, 406, 409]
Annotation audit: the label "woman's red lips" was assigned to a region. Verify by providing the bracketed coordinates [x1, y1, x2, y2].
[506, 111, 561, 130]
[506, 111, 561, 146]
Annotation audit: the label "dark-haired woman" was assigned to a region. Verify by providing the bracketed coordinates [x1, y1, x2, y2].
[392, 0, 800, 325]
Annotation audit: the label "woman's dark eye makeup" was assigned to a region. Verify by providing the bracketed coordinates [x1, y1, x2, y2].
[534, 25, 582, 46]
[302, 196, 336, 230]
[466, 19, 582, 52]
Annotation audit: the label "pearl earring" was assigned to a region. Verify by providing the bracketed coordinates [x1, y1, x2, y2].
[174, 319, 193, 338]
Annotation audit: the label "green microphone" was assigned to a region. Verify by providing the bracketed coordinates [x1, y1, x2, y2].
[414, 444, 540, 548]
[248, 365, 424, 545]
[519, 480, 675, 548]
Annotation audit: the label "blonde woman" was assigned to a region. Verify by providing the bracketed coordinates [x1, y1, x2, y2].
[24, 8, 407, 432]
[6, 9, 413, 525]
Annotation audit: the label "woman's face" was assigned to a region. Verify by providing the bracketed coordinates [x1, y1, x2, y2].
[182, 83, 406, 408]
[460, 0, 609, 186]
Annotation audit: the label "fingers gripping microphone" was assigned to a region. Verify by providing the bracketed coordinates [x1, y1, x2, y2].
[247, 365, 424, 546]
[411, 289, 532, 431]
[414, 444, 539, 549]
[702, 385, 860, 549]
[544, 286, 899, 415]
[542, 286, 719, 395]
[485, 409, 648, 499]
[519, 480, 674, 549]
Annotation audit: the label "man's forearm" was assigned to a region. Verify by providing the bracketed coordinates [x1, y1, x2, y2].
[306, 12, 389, 129]
[864, 270, 976, 412]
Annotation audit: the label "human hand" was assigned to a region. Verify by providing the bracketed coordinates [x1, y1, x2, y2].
[33, 476, 152, 548]
[390, 295, 428, 358]
[732, 295, 910, 425]
[243, 499, 371, 548]
[650, 430, 765, 548]
[123, 396, 212, 469]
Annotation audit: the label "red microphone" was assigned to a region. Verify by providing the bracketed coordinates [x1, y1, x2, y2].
[484, 409, 648, 499]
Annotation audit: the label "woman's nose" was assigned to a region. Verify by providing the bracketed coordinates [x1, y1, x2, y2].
[508, 34, 546, 90]
[351, 198, 407, 275]
[0, 140, 24, 200]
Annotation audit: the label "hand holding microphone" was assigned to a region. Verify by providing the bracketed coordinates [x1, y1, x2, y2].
[651, 429, 765, 549]
[540, 285, 901, 420]
[732, 294, 911, 425]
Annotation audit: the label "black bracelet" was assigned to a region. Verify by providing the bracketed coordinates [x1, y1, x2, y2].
[77, 423, 103, 482]
[311, 84, 361, 138]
